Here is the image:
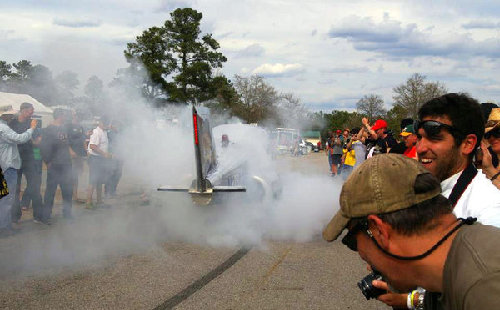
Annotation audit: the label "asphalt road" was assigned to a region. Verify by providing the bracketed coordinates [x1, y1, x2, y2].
[0, 152, 388, 310]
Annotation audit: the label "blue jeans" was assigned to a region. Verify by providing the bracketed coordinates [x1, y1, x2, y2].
[0, 168, 19, 229]
[342, 165, 354, 181]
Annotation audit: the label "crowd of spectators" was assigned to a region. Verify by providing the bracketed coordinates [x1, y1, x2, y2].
[324, 93, 500, 310]
[0, 104, 122, 235]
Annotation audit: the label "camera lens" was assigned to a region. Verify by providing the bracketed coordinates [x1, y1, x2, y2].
[357, 271, 385, 300]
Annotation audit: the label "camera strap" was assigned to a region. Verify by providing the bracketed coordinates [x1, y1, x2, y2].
[369, 217, 477, 261]
[448, 164, 477, 208]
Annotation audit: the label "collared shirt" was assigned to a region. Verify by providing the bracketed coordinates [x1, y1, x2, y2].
[0, 120, 33, 170]
[88, 126, 108, 156]
[441, 170, 500, 227]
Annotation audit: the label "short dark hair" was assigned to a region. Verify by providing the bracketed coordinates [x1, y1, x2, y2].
[418, 93, 484, 154]
[351, 127, 360, 135]
[20, 102, 33, 110]
[481, 102, 498, 121]
[400, 118, 413, 130]
[53, 108, 66, 120]
[377, 173, 452, 236]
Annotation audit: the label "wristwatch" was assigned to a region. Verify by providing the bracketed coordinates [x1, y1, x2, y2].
[415, 292, 425, 310]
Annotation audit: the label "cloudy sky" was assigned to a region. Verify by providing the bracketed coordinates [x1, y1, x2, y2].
[1, 0, 500, 111]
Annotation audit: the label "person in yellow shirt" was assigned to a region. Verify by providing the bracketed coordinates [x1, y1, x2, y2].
[341, 141, 356, 181]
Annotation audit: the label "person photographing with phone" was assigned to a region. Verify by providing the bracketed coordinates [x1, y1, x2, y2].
[0, 109, 36, 235]
[478, 108, 500, 189]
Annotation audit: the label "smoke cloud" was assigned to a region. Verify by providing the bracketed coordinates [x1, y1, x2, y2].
[0, 68, 342, 279]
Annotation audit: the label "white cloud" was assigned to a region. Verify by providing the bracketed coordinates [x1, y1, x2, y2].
[252, 63, 304, 78]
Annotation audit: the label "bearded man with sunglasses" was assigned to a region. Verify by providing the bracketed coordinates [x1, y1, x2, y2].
[323, 154, 500, 310]
[415, 93, 500, 227]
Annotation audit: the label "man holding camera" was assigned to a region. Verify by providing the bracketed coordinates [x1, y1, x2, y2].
[362, 93, 500, 309]
[323, 154, 500, 310]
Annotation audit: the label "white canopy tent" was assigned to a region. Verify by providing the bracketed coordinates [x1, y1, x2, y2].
[0, 91, 53, 126]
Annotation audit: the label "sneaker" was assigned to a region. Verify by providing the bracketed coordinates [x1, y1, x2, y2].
[33, 218, 43, 224]
[41, 219, 52, 225]
[85, 203, 96, 210]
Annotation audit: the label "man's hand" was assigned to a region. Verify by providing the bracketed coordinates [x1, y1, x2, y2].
[371, 280, 408, 308]
[30, 119, 38, 130]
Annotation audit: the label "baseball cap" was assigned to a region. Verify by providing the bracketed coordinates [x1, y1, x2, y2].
[400, 124, 415, 137]
[322, 154, 441, 242]
[371, 119, 387, 131]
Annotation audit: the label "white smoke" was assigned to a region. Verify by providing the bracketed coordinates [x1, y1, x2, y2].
[0, 71, 343, 279]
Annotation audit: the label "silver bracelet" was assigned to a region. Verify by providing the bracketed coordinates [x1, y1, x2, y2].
[415, 291, 425, 310]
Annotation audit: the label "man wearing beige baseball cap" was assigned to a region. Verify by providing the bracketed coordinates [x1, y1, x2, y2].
[323, 154, 500, 310]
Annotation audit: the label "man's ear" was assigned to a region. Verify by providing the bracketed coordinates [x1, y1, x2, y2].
[367, 215, 392, 249]
[461, 134, 477, 156]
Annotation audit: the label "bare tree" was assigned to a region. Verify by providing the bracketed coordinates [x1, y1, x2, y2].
[276, 92, 308, 127]
[356, 94, 386, 121]
[233, 74, 280, 123]
[392, 73, 447, 119]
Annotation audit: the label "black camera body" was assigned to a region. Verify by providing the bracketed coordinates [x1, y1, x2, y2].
[357, 270, 386, 300]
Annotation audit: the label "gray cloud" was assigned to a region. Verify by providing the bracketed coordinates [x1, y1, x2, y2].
[328, 15, 500, 59]
[53, 18, 101, 28]
[462, 21, 500, 29]
[236, 43, 265, 58]
[305, 98, 358, 112]
[320, 66, 370, 74]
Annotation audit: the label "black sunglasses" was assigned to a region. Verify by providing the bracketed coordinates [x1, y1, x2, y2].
[342, 219, 369, 252]
[414, 120, 463, 139]
[485, 129, 500, 139]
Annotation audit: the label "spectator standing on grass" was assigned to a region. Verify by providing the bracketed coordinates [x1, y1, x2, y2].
[0, 110, 35, 234]
[66, 110, 87, 202]
[9, 102, 43, 224]
[86, 116, 112, 209]
[40, 108, 73, 223]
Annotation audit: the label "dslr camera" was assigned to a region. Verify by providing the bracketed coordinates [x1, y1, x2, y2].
[357, 269, 386, 300]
